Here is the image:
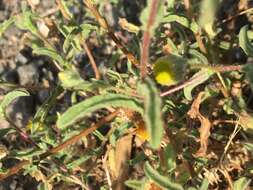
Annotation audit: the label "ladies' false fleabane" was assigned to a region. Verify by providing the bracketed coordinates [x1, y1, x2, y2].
[153, 54, 187, 86]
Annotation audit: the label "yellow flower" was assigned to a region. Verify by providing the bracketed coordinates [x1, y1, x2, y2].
[153, 54, 187, 86]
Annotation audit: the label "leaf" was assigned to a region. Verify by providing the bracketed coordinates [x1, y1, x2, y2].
[198, 0, 219, 38]
[58, 69, 108, 91]
[118, 18, 140, 34]
[188, 92, 211, 157]
[239, 25, 253, 57]
[144, 162, 184, 190]
[188, 49, 209, 65]
[32, 85, 63, 133]
[0, 16, 15, 38]
[199, 178, 209, 190]
[15, 10, 39, 35]
[233, 177, 251, 190]
[58, 0, 73, 20]
[140, 0, 164, 35]
[137, 78, 164, 149]
[57, 93, 143, 129]
[32, 47, 68, 67]
[80, 23, 97, 39]
[125, 180, 145, 190]
[242, 63, 253, 91]
[163, 144, 176, 172]
[0, 89, 30, 119]
[162, 14, 199, 34]
[184, 69, 214, 100]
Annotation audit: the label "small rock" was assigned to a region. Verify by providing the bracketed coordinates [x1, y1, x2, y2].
[15, 53, 28, 65]
[2, 70, 19, 83]
[17, 64, 39, 86]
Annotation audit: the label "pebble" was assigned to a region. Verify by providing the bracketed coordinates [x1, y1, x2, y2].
[17, 64, 39, 86]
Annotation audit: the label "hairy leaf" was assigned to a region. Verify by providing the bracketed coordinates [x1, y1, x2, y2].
[0, 89, 30, 119]
[184, 69, 214, 100]
[233, 177, 251, 190]
[144, 162, 184, 190]
[239, 25, 253, 57]
[57, 93, 143, 129]
[15, 11, 39, 35]
[198, 0, 219, 38]
[137, 78, 164, 149]
[33, 47, 68, 67]
[162, 14, 199, 34]
[0, 16, 15, 38]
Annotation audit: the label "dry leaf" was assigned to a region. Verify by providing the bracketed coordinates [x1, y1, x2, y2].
[37, 20, 50, 38]
[118, 18, 140, 34]
[112, 134, 133, 190]
[188, 92, 212, 157]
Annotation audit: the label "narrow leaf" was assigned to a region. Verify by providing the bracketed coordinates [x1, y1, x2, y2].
[239, 25, 253, 57]
[144, 162, 184, 190]
[184, 69, 214, 100]
[242, 63, 253, 91]
[137, 78, 164, 149]
[198, 0, 219, 38]
[233, 177, 251, 190]
[199, 178, 209, 190]
[162, 14, 199, 34]
[58, 69, 108, 91]
[0, 17, 15, 38]
[0, 89, 30, 119]
[32, 85, 63, 133]
[15, 11, 39, 35]
[57, 93, 143, 129]
[33, 47, 68, 67]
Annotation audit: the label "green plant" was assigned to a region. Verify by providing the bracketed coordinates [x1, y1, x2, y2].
[0, 0, 253, 189]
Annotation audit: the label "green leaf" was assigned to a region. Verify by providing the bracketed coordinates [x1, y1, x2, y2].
[137, 78, 164, 149]
[239, 25, 253, 57]
[15, 11, 39, 35]
[32, 85, 63, 133]
[144, 162, 184, 190]
[58, 69, 108, 91]
[59, 0, 73, 20]
[188, 49, 209, 65]
[199, 178, 209, 190]
[0, 89, 30, 119]
[140, 1, 164, 35]
[0, 16, 15, 38]
[233, 177, 251, 190]
[163, 143, 176, 172]
[32, 47, 68, 67]
[57, 93, 143, 129]
[80, 23, 97, 39]
[242, 63, 253, 91]
[198, 0, 219, 38]
[184, 69, 214, 100]
[162, 14, 199, 34]
[125, 179, 146, 190]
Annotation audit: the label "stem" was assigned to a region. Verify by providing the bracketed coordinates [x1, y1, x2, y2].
[82, 41, 100, 80]
[39, 110, 119, 160]
[83, 0, 139, 67]
[160, 64, 243, 97]
[140, 0, 160, 79]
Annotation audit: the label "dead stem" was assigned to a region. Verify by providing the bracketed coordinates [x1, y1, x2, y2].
[39, 110, 119, 160]
[82, 41, 101, 80]
[56, 0, 72, 21]
[0, 160, 30, 181]
[83, 0, 139, 67]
